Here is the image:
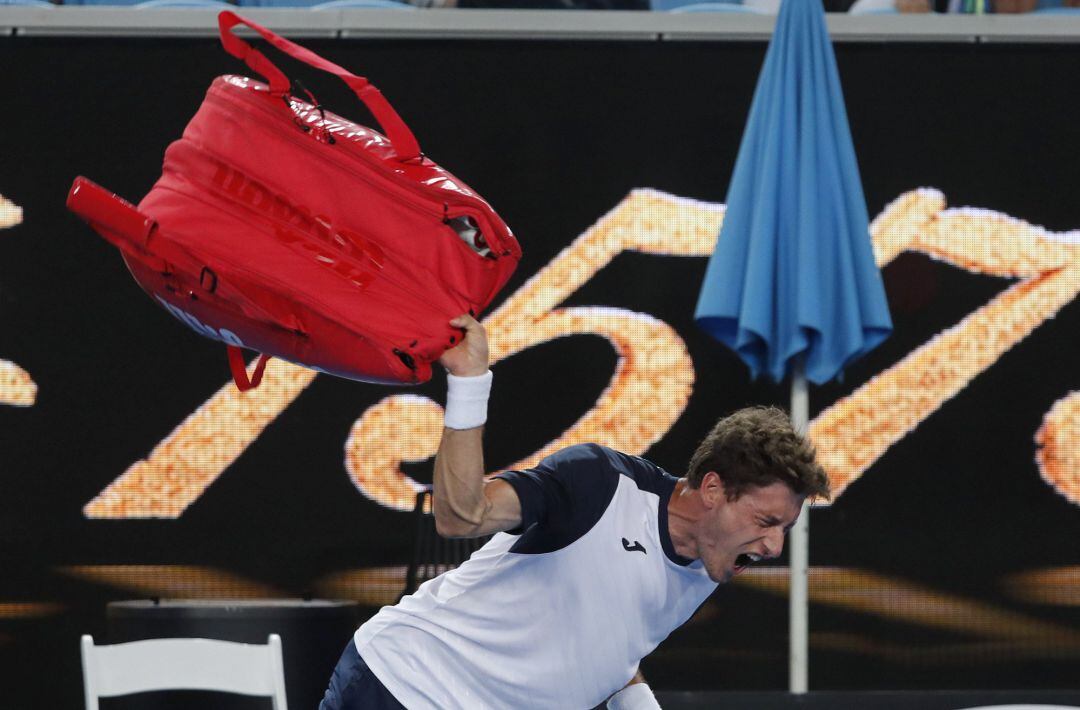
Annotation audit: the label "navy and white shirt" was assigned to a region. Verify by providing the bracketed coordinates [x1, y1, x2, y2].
[354, 443, 718, 710]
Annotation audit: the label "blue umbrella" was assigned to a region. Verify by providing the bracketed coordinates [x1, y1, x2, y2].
[695, 0, 891, 387]
[693, 0, 892, 692]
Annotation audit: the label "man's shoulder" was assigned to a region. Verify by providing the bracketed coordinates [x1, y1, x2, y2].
[547, 442, 643, 470]
[555, 444, 674, 494]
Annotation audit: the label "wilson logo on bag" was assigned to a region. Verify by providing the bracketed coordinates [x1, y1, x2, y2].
[67, 11, 520, 391]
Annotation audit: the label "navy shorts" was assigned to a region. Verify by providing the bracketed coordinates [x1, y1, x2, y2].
[318, 640, 406, 710]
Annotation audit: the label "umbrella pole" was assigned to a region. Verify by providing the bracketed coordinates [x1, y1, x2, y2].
[789, 364, 810, 694]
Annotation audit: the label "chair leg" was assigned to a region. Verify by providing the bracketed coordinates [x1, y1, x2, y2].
[81, 635, 100, 710]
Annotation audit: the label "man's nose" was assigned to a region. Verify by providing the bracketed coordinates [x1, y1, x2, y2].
[763, 528, 785, 559]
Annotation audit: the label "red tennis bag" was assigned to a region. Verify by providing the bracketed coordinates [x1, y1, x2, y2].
[67, 11, 520, 390]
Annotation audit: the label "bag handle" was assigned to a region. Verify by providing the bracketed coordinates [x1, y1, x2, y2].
[70, 177, 273, 392]
[217, 10, 422, 162]
[227, 346, 272, 392]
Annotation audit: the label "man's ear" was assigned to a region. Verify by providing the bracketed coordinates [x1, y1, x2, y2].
[700, 471, 726, 509]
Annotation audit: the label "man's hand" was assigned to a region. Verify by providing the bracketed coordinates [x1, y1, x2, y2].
[439, 314, 489, 378]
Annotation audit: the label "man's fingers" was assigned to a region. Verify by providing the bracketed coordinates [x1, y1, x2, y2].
[440, 313, 489, 376]
[449, 313, 481, 331]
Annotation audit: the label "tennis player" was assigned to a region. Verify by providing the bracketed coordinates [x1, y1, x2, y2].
[319, 314, 830, 710]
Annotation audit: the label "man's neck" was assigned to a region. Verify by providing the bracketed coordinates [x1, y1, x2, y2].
[666, 478, 701, 561]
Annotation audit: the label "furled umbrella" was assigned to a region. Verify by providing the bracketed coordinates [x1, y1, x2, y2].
[693, 0, 892, 692]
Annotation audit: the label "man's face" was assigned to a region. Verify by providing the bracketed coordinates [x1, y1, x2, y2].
[695, 476, 805, 584]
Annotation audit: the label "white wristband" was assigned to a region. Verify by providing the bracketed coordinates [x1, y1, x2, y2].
[607, 683, 660, 710]
[444, 371, 493, 430]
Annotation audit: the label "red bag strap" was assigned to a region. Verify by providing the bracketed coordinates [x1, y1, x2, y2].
[227, 346, 272, 391]
[217, 10, 422, 162]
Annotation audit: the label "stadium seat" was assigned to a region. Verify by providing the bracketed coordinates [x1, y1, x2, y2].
[81, 634, 288, 710]
[310, 0, 413, 8]
[136, 0, 236, 7]
[650, 0, 739, 10]
[0, 0, 54, 6]
[238, 0, 406, 7]
[848, 0, 898, 13]
[849, 0, 1079, 12]
[671, 2, 770, 11]
[62, 0, 146, 6]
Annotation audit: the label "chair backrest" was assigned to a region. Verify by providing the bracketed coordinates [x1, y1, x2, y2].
[81, 634, 287, 710]
[650, 0, 739, 9]
[671, 2, 768, 11]
[848, 0, 897, 13]
[236, 0, 405, 7]
[310, 0, 412, 7]
[62, 0, 144, 5]
[402, 486, 491, 599]
[135, 0, 236, 6]
[135, 0, 237, 7]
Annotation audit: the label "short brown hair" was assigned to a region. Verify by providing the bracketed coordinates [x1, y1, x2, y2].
[686, 406, 830, 501]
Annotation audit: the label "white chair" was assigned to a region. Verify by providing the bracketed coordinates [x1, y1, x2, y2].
[670, 2, 770, 11]
[310, 0, 414, 9]
[135, 0, 238, 7]
[849, 0, 899, 12]
[80, 634, 288, 710]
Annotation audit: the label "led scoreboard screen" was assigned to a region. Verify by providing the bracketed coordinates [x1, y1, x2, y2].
[1, 36, 1079, 707]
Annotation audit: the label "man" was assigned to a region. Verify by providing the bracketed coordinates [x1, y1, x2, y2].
[320, 314, 830, 710]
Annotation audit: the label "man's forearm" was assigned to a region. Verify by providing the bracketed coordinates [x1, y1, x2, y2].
[433, 314, 497, 538]
[432, 426, 489, 537]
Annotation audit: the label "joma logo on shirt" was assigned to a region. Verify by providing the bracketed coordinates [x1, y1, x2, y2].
[621, 538, 646, 555]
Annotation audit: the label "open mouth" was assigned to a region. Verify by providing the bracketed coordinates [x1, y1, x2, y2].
[734, 553, 762, 574]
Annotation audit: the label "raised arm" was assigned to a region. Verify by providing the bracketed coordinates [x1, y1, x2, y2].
[432, 314, 522, 539]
